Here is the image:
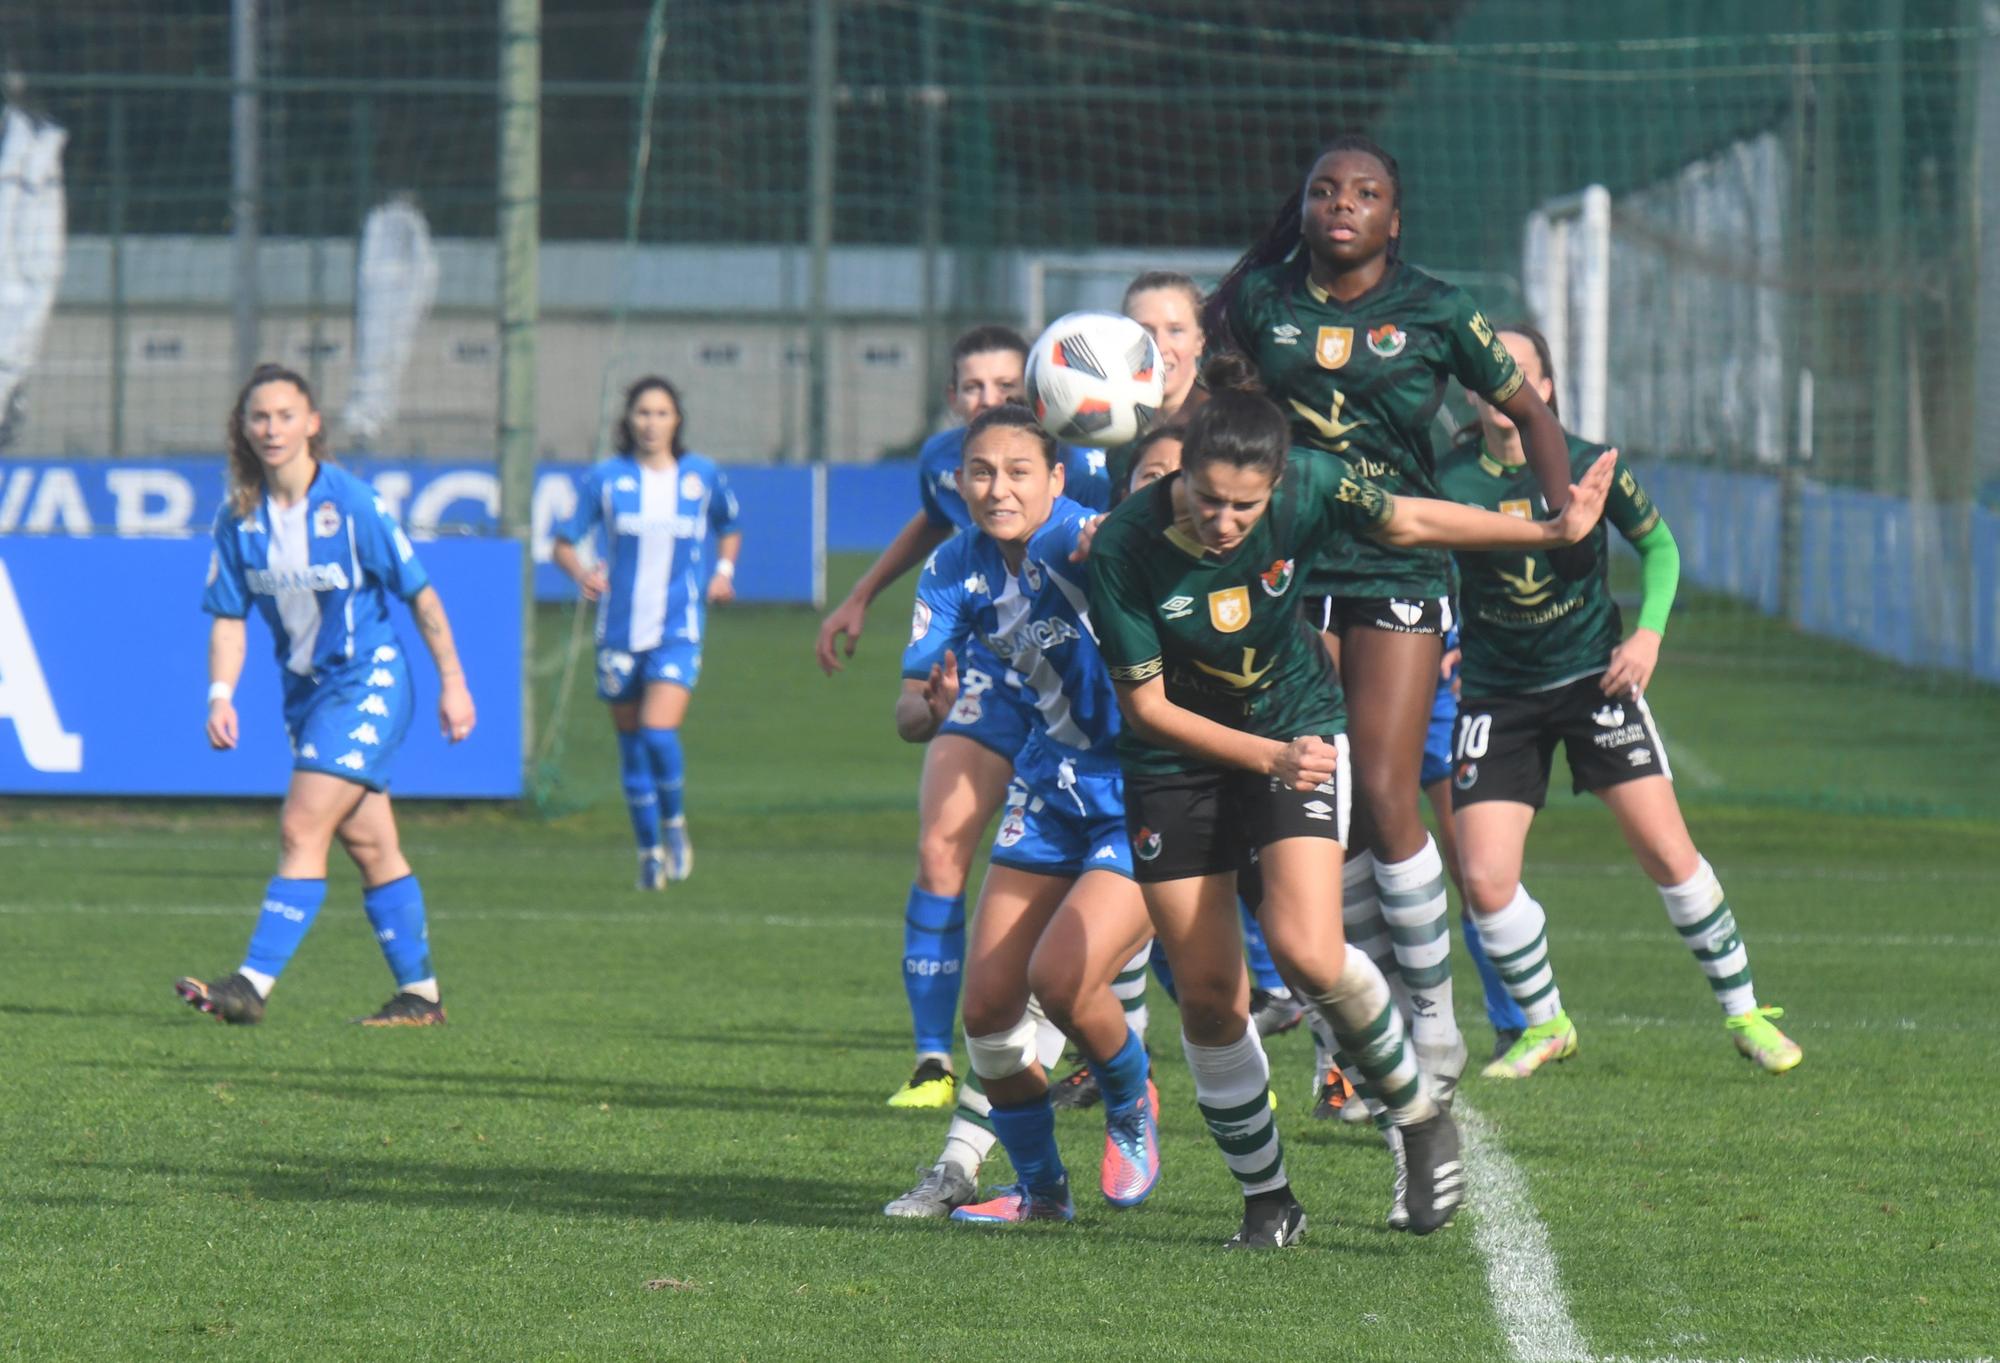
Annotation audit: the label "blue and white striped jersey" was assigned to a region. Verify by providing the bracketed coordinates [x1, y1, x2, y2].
[917, 427, 1112, 531]
[902, 496, 1118, 760]
[203, 462, 429, 683]
[555, 454, 741, 654]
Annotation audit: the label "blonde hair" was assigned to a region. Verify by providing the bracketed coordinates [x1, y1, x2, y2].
[226, 364, 328, 517]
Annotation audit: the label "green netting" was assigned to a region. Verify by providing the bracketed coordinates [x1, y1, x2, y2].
[5, 0, 1996, 813]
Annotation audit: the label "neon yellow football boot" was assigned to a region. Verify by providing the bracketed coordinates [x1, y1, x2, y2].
[1480, 1012, 1578, 1079]
[886, 1056, 958, 1109]
[1726, 1005, 1803, 1073]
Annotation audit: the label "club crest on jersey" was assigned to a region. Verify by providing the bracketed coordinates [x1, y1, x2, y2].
[1499, 498, 1534, 520]
[1314, 326, 1353, 370]
[1259, 559, 1294, 597]
[1135, 827, 1163, 861]
[1159, 594, 1194, 620]
[1270, 322, 1302, 346]
[1208, 586, 1252, 633]
[1366, 324, 1408, 359]
[681, 472, 703, 499]
[313, 501, 342, 538]
[910, 599, 932, 644]
[1023, 559, 1043, 593]
[996, 806, 1027, 848]
[1455, 761, 1478, 790]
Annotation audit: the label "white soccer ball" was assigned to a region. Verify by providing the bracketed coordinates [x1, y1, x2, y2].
[1025, 311, 1165, 449]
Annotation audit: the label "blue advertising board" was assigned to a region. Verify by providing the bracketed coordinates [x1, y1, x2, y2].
[0, 535, 522, 798]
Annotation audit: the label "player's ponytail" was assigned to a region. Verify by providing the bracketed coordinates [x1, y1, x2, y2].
[1197, 352, 1263, 397]
[225, 363, 328, 518]
[1180, 388, 1290, 483]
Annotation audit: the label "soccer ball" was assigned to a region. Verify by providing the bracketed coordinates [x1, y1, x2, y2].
[1025, 311, 1165, 448]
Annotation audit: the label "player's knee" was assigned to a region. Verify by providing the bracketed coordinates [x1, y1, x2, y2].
[278, 809, 334, 862]
[1024, 950, 1087, 1027]
[964, 1012, 1038, 1081]
[1461, 864, 1518, 915]
[1172, 971, 1246, 1043]
[914, 828, 973, 894]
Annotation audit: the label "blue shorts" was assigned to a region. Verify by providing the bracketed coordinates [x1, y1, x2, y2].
[1423, 672, 1458, 788]
[596, 640, 702, 702]
[937, 647, 1033, 759]
[285, 647, 414, 794]
[989, 740, 1131, 880]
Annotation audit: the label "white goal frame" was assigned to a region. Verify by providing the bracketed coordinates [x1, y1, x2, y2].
[1524, 184, 1612, 443]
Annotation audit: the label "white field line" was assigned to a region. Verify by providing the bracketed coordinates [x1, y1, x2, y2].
[1458, 1100, 1592, 1363]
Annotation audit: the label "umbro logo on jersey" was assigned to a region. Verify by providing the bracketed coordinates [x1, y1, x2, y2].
[1270, 323, 1302, 346]
[1302, 799, 1334, 822]
[1593, 704, 1626, 728]
[1159, 595, 1194, 620]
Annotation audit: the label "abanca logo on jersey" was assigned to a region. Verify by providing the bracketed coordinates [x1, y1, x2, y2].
[245, 563, 351, 595]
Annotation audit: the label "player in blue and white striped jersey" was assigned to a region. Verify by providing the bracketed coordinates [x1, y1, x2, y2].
[552, 376, 742, 889]
[176, 364, 477, 1028]
[885, 404, 1157, 1226]
[816, 325, 1112, 1111]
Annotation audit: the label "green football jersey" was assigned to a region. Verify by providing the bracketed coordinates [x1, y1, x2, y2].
[1436, 434, 1662, 698]
[1087, 450, 1394, 774]
[1227, 258, 1524, 600]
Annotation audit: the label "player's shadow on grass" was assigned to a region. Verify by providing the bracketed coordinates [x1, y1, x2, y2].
[80, 1155, 886, 1228]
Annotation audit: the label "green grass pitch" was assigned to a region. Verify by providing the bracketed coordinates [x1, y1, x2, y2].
[2, 556, 1994, 1361]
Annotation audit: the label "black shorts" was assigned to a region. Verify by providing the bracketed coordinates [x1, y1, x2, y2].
[1123, 734, 1351, 883]
[1451, 674, 1672, 809]
[1305, 595, 1454, 637]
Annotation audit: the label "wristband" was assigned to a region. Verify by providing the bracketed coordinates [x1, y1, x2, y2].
[714, 559, 736, 579]
[208, 681, 234, 703]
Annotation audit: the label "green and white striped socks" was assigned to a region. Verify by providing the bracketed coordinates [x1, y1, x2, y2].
[1658, 857, 1757, 1016]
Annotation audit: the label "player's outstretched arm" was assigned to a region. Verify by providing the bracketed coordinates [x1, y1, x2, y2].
[1374, 452, 1615, 550]
[205, 616, 247, 750]
[410, 585, 476, 743]
[894, 651, 959, 744]
[817, 511, 953, 675]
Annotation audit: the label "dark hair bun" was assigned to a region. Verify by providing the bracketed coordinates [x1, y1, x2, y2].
[1198, 352, 1264, 396]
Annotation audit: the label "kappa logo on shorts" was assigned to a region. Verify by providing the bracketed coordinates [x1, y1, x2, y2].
[1454, 761, 1478, 790]
[1092, 844, 1120, 861]
[1301, 799, 1334, 822]
[1135, 827, 1163, 861]
[1159, 594, 1195, 620]
[313, 501, 343, 539]
[348, 722, 381, 746]
[299, 743, 319, 760]
[366, 668, 396, 688]
[373, 645, 398, 663]
[335, 751, 366, 771]
[357, 695, 391, 718]
[1592, 703, 1626, 728]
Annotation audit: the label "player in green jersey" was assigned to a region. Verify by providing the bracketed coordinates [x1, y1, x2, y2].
[1441, 324, 1802, 1079]
[1203, 136, 1584, 1101]
[1087, 374, 1614, 1246]
[1106, 272, 1206, 500]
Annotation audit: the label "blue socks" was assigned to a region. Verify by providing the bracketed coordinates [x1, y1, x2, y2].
[618, 730, 661, 850]
[1239, 900, 1286, 993]
[1462, 908, 1529, 1034]
[641, 727, 685, 822]
[902, 885, 965, 1056]
[364, 875, 434, 988]
[1086, 1028, 1150, 1113]
[241, 876, 327, 981]
[989, 1096, 1066, 1191]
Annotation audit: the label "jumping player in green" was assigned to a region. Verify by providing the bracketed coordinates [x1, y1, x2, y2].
[1204, 135, 1584, 1102]
[1086, 369, 1615, 1246]
[1440, 324, 1803, 1079]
